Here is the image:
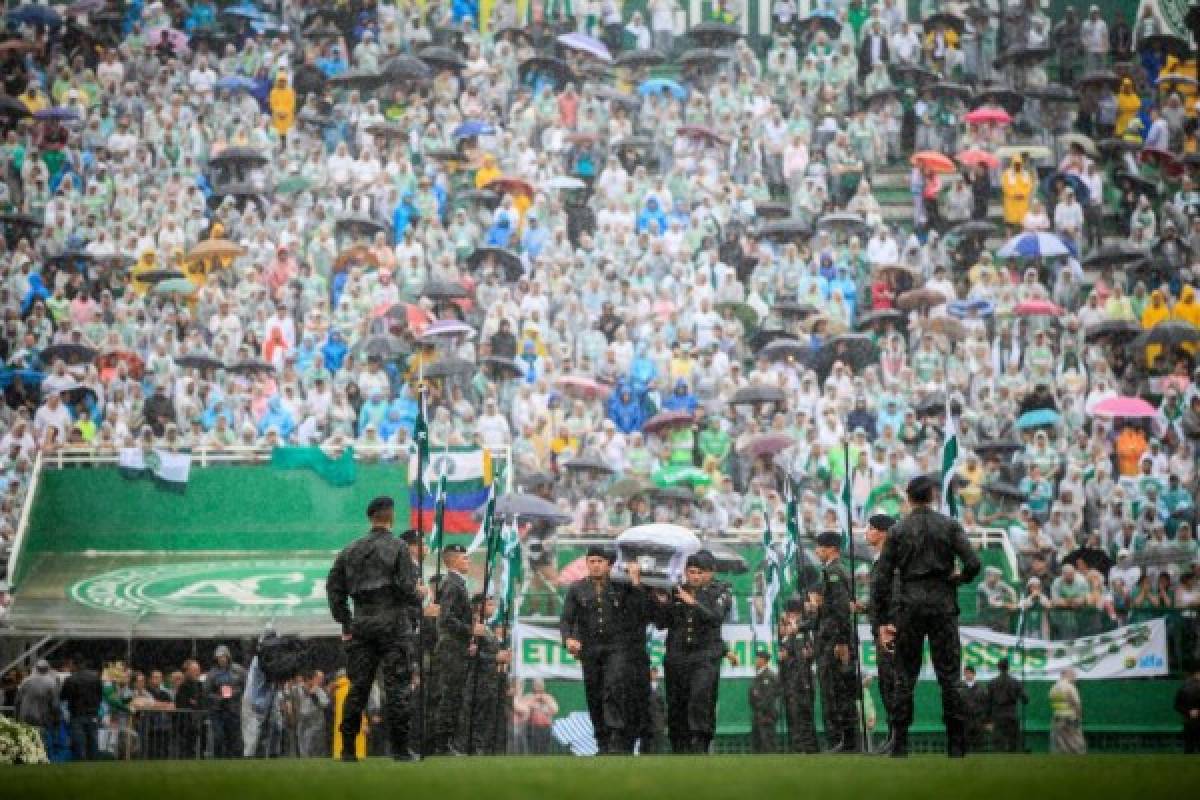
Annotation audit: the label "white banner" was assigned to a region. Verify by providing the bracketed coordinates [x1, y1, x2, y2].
[513, 619, 1169, 682]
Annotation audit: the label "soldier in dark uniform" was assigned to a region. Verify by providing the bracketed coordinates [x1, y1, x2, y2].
[961, 665, 990, 752]
[863, 513, 899, 753]
[647, 666, 669, 753]
[778, 596, 820, 753]
[653, 549, 732, 754]
[427, 543, 479, 756]
[326, 496, 426, 762]
[986, 658, 1027, 753]
[748, 648, 781, 753]
[811, 531, 861, 753]
[871, 475, 982, 758]
[559, 546, 649, 754]
[399, 530, 434, 755]
[458, 593, 511, 755]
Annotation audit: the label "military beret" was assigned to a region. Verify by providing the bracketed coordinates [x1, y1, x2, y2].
[906, 475, 938, 503]
[815, 531, 842, 548]
[443, 544, 467, 555]
[784, 595, 807, 613]
[586, 545, 614, 562]
[755, 648, 771, 660]
[399, 529, 421, 545]
[366, 496, 394, 518]
[868, 514, 896, 532]
[686, 549, 716, 571]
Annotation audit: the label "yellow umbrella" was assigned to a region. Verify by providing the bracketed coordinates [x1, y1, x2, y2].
[184, 238, 245, 263]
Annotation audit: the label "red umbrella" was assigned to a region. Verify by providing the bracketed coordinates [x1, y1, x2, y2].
[677, 125, 728, 144]
[739, 433, 796, 458]
[555, 374, 611, 400]
[957, 148, 1000, 169]
[911, 151, 956, 174]
[484, 175, 535, 197]
[377, 302, 432, 334]
[1013, 299, 1063, 317]
[643, 410, 695, 435]
[964, 106, 1012, 126]
[1140, 147, 1186, 179]
[1090, 396, 1158, 419]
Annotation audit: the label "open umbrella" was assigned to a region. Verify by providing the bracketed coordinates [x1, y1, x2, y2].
[864, 87, 900, 108]
[335, 215, 389, 239]
[616, 49, 666, 69]
[176, 353, 224, 372]
[972, 440, 1023, 460]
[925, 317, 966, 339]
[8, 4, 63, 27]
[557, 32, 612, 62]
[1114, 171, 1159, 200]
[1075, 70, 1120, 90]
[800, 12, 841, 38]
[0, 94, 32, 121]
[678, 48, 729, 71]
[562, 454, 617, 476]
[481, 356, 523, 380]
[484, 176, 535, 197]
[715, 301, 759, 330]
[983, 481, 1027, 501]
[2, 368, 43, 390]
[677, 124, 727, 144]
[326, 70, 387, 91]
[996, 144, 1052, 161]
[57, 382, 97, 408]
[856, 309, 907, 331]
[1060, 132, 1098, 157]
[1013, 299, 1064, 317]
[422, 358, 475, 380]
[541, 175, 587, 192]
[466, 247, 523, 282]
[637, 78, 687, 99]
[816, 212, 867, 234]
[994, 45, 1054, 68]
[688, 20, 742, 47]
[890, 63, 938, 85]
[215, 76, 258, 93]
[519, 56, 576, 87]
[872, 263, 923, 283]
[185, 238, 245, 264]
[997, 231, 1070, 259]
[1083, 244, 1146, 269]
[493, 25, 534, 46]
[1025, 84, 1078, 104]
[555, 374, 611, 400]
[145, 27, 189, 53]
[773, 302, 819, 319]
[135, 269, 187, 284]
[33, 107, 80, 122]
[1136, 321, 1200, 349]
[40, 343, 97, 365]
[1040, 171, 1091, 206]
[1084, 319, 1143, 344]
[151, 278, 196, 297]
[455, 189, 501, 208]
[821, 334, 875, 371]
[353, 336, 406, 361]
[947, 299, 995, 318]
[643, 410, 695, 436]
[925, 82, 973, 101]
[963, 106, 1011, 126]
[729, 387, 787, 407]
[759, 338, 811, 363]
[756, 218, 812, 243]
[1015, 409, 1060, 430]
[956, 148, 1000, 169]
[209, 147, 268, 171]
[418, 46, 466, 71]
[1139, 33, 1190, 58]
[923, 11, 966, 32]
[493, 493, 572, 524]
[420, 281, 470, 301]
[740, 433, 795, 458]
[1091, 396, 1158, 419]
[895, 288, 948, 311]
[452, 120, 494, 139]
[911, 151, 955, 174]
[384, 303, 432, 333]
[420, 319, 475, 339]
[382, 55, 432, 82]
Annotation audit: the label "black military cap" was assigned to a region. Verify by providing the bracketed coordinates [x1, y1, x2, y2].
[755, 648, 771, 660]
[815, 531, 842, 548]
[399, 529, 421, 545]
[868, 514, 896, 532]
[443, 544, 467, 554]
[784, 595, 806, 613]
[906, 475, 938, 503]
[366, 496, 394, 518]
[586, 545, 613, 561]
[686, 549, 716, 571]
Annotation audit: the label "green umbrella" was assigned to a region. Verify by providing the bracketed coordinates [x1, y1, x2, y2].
[151, 278, 196, 296]
[276, 175, 313, 195]
[716, 301, 760, 332]
[652, 465, 713, 489]
[610, 476, 653, 500]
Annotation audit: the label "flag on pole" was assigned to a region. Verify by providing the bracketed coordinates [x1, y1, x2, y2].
[942, 401, 960, 518]
[757, 512, 782, 645]
[784, 485, 801, 593]
[493, 519, 523, 624]
[428, 473, 447, 554]
[466, 484, 496, 555]
[841, 446, 854, 549]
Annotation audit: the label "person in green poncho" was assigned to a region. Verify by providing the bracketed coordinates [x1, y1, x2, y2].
[698, 416, 731, 474]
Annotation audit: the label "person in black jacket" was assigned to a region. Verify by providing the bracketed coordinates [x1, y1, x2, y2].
[489, 319, 517, 359]
[60, 656, 103, 761]
[326, 495, 426, 762]
[173, 659, 206, 759]
[858, 19, 890, 83]
[559, 546, 649, 754]
[427, 543, 478, 756]
[653, 550, 731, 754]
[812, 531, 860, 753]
[1176, 668, 1200, 754]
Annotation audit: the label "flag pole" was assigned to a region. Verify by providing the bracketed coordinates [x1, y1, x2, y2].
[843, 439, 868, 751]
[466, 509, 501, 752]
[413, 381, 429, 760]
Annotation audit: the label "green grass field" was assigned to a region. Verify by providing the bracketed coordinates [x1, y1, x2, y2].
[3, 755, 1200, 800]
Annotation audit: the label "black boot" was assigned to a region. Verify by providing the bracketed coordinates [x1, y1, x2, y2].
[340, 734, 358, 763]
[946, 721, 967, 758]
[889, 727, 909, 758]
[876, 730, 895, 756]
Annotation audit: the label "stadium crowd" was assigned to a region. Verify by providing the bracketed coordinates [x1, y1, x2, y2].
[1, 0, 1200, 745]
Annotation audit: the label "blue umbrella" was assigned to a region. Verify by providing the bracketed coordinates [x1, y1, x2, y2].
[7, 4, 63, 28]
[33, 107, 80, 122]
[638, 78, 687, 100]
[1016, 409, 1061, 430]
[0, 369, 45, 389]
[453, 120, 494, 139]
[215, 76, 258, 93]
[222, 3, 265, 19]
[996, 231, 1070, 259]
[948, 299, 995, 318]
[1040, 171, 1091, 206]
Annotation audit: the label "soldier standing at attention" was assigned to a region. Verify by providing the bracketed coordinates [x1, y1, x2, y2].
[987, 658, 1028, 753]
[653, 550, 732, 754]
[427, 543, 480, 756]
[326, 496, 426, 762]
[811, 531, 861, 753]
[458, 593, 511, 755]
[559, 547, 648, 754]
[862, 513, 899, 753]
[778, 596, 820, 754]
[961, 665, 991, 752]
[872, 476, 982, 758]
[748, 648, 781, 753]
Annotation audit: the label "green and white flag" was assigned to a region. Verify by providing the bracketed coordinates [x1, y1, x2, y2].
[757, 511, 782, 646]
[493, 519, 523, 624]
[428, 472, 447, 554]
[118, 448, 191, 485]
[784, 486, 801, 593]
[466, 484, 496, 555]
[942, 400, 960, 518]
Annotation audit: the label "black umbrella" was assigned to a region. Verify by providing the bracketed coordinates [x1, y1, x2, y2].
[970, 86, 1024, 114]
[423, 358, 477, 379]
[799, 13, 841, 38]
[208, 182, 271, 212]
[518, 472, 557, 491]
[1063, 546, 1112, 575]
[972, 440, 1023, 459]
[421, 281, 470, 300]
[335, 215, 389, 239]
[856, 309, 906, 331]
[758, 338, 811, 363]
[562, 453, 617, 475]
[915, 397, 946, 417]
[948, 220, 998, 239]
[364, 121, 410, 140]
[175, 353, 224, 371]
[890, 63, 938, 85]
[983, 482, 1026, 503]
[688, 21, 742, 48]
[467, 247, 524, 282]
[292, 64, 327, 97]
[755, 200, 791, 220]
[994, 46, 1053, 68]
[647, 486, 700, 504]
[1084, 319, 1144, 344]
[925, 81, 972, 101]
[923, 12, 966, 33]
[747, 327, 792, 352]
[135, 269, 186, 284]
[1097, 137, 1142, 157]
[492, 25, 533, 46]
[228, 359, 275, 375]
[864, 87, 900, 108]
[816, 212, 867, 234]
[756, 217, 812, 243]
[704, 541, 748, 574]
[302, 20, 344, 40]
[358, 335, 408, 361]
[482, 356, 523, 379]
[1076, 70, 1120, 91]
[40, 344, 98, 365]
[381, 55, 432, 82]
[519, 56, 576, 87]
[493, 493, 573, 524]
[615, 49, 667, 68]
[1025, 84, 1078, 104]
[582, 84, 641, 111]
[773, 302, 819, 319]
[58, 383, 98, 408]
[1136, 321, 1200, 348]
[1139, 33, 1191, 58]
[209, 147, 268, 169]
[1083, 244, 1148, 269]
[0, 212, 42, 236]
[327, 70, 387, 91]
[418, 46, 466, 72]
[0, 94, 31, 120]
[456, 188, 501, 208]
[730, 386, 787, 407]
[1115, 171, 1158, 199]
[678, 47, 728, 70]
[820, 334, 875, 370]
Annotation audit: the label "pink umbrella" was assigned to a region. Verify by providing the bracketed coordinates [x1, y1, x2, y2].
[1013, 299, 1063, 317]
[964, 106, 1012, 126]
[643, 410, 695, 435]
[1091, 396, 1159, 418]
[739, 433, 796, 458]
[957, 148, 1000, 169]
[555, 374, 611, 400]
